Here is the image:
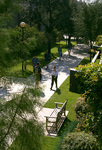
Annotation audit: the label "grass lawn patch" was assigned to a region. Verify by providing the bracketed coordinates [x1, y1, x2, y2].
[78, 56, 100, 66]
[78, 57, 90, 65]
[8, 135, 60, 150]
[41, 136, 60, 150]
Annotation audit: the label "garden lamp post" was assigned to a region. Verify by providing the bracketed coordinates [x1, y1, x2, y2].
[20, 22, 26, 74]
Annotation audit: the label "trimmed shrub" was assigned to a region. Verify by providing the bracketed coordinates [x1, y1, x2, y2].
[75, 97, 89, 118]
[61, 132, 100, 150]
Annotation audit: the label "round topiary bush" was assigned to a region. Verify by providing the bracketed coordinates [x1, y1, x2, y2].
[61, 132, 100, 150]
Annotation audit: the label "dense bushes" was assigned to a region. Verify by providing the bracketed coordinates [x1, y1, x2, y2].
[74, 63, 102, 145]
[9, 25, 47, 59]
[61, 132, 100, 150]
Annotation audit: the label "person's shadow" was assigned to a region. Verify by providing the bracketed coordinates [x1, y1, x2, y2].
[56, 88, 61, 95]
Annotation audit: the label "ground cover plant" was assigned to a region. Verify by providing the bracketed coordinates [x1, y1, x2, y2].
[61, 132, 99, 150]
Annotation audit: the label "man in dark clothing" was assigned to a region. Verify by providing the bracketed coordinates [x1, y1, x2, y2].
[58, 45, 62, 60]
[32, 55, 39, 69]
[68, 42, 72, 56]
[33, 62, 41, 87]
[44, 51, 51, 69]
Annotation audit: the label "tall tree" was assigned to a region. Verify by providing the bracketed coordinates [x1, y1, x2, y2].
[57, 0, 76, 43]
[74, 1, 102, 44]
[31, 0, 62, 53]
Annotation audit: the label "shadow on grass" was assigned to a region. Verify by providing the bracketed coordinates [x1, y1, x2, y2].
[79, 57, 90, 65]
[56, 88, 61, 95]
[58, 118, 78, 136]
[50, 53, 58, 59]
[56, 118, 78, 150]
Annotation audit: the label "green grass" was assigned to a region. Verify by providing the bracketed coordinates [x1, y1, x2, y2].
[41, 136, 60, 150]
[78, 57, 90, 65]
[78, 56, 100, 66]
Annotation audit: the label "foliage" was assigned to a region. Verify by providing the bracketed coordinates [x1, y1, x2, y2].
[75, 63, 102, 142]
[74, 1, 102, 43]
[61, 132, 100, 150]
[9, 25, 46, 59]
[74, 97, 89, 118]
[95, 35, 102, 46]
[23, 0, 74, 52]
[58, 0, 75, 38]
[0, 29, 13, 76]
[0, 78, 44, 150]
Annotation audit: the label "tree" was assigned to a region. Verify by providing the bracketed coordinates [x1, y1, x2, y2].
[30, 0, 63, 53]
[0, 78, 44, 150]
[22, 0, 73, 53]
[8, 25, 46, 71]
[57, 0, 76, 43]
[74, 1, 102, 44]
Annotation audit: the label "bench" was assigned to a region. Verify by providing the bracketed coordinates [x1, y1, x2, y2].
[45, 99, 68, 134]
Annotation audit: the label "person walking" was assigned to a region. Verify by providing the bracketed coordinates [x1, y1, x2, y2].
[58, 45, 62, 60]
[32, 54, 39, 69]
[50, 66, 58, 90]
[44, 51, 51, 69]
[33, 62, 42, 87]
[68, 42, 72, 56]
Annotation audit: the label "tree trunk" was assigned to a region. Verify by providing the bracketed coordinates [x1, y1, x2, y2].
[68, 35, 71, 43]
[48, 40, 51, 53]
